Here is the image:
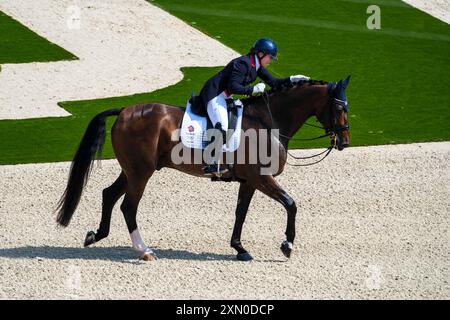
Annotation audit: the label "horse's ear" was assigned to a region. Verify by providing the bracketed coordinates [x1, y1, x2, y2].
[336, 79, 343, 90]
[343, 75, 351, 88]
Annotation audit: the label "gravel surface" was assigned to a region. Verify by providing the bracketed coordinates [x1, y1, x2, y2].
[0, 142, 448, 299]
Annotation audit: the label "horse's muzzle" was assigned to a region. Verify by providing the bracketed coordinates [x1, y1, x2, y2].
[337, 143, 350, 151]
[335, 132, 350, 151]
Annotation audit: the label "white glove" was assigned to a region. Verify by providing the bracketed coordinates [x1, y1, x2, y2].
[290, 74, 310, 83]
[252, 83, 266, 95]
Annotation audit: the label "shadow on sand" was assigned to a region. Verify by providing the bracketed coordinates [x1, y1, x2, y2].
[0, 245, 237, 263]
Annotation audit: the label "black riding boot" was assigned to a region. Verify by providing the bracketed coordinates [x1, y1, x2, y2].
[203, 123, 227, 175]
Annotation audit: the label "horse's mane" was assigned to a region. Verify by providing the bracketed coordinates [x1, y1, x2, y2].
[242, 79, 328, 107]
[238, 79, 330, 131]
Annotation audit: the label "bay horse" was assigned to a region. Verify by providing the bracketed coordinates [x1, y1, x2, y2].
[56, 76, 351, 261]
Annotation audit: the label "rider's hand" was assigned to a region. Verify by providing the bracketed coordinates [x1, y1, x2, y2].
[290, 75, 310, 83]
[252, 83, 266, 95]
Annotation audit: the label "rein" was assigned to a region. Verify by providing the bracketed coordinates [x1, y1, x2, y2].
[261, 91, 335, 166]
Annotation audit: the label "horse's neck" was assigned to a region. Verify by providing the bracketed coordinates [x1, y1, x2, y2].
[269, 86, 326, 139]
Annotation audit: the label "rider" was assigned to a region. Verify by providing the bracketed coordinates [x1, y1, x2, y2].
[198, 37, 310, 174]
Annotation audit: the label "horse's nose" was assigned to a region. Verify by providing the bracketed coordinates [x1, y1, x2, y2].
[337, 132, 350, 150]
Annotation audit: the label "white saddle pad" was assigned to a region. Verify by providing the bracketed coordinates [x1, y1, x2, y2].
[181, 100, 243, 152]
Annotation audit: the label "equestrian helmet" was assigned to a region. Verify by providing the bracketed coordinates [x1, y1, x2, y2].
[253, 38, 278, 60]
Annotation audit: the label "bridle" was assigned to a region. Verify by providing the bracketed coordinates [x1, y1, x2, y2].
[331, 98, 350, 133]
[261, 90, 348, 166]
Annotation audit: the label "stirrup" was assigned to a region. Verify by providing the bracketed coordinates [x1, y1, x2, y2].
[203, 163, 228, 176]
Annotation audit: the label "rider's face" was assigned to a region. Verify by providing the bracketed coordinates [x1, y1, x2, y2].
[258, 53, 273, 68]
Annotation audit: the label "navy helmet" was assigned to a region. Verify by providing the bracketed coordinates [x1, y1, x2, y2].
[253, 38, 278, 60]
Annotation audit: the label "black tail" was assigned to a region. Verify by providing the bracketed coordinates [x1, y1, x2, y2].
[56, 108, 123, 227]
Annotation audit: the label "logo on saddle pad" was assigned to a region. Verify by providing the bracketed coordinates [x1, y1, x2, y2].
[188, 125, 195, 133]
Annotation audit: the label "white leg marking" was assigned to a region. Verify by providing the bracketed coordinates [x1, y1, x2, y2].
[130, 229, 154, 254]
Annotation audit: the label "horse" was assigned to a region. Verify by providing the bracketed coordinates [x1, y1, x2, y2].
[56, 76, 351, 261]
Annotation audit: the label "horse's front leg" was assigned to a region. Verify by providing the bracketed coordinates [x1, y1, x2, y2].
[255, 175, 297, 258]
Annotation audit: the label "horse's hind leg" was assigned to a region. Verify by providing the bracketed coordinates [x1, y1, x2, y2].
[230, 182, 256, 261]
[84, 171, 127, 247]
[120, 171, 157, 261]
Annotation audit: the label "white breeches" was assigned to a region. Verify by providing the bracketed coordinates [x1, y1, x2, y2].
[206, 92, 228, 131]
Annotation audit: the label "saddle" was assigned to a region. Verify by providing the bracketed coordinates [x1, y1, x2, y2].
[189, 94, 239, 134]
[183, 94, 244, 182]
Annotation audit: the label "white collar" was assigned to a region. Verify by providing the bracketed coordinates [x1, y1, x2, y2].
[254, 54, 261, 71]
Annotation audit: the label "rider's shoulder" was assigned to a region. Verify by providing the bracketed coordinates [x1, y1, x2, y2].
[230, 55, 252, 69]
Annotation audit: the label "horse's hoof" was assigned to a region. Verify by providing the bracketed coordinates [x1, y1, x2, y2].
[280, 240, 293, 258]
[140, 251, 158, 261]
[236, 252, 253, 261]
[84, 231, 96, 247]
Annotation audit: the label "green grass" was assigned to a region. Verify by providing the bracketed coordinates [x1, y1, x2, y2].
[0, 0, 449, 164]
[0, 11, 76, 63]
[151, 0, 450, 147]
